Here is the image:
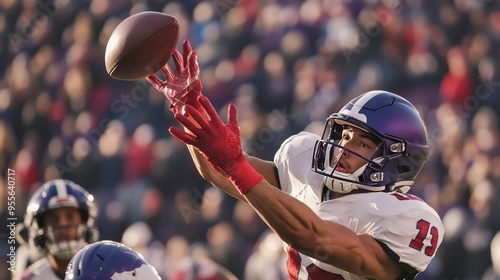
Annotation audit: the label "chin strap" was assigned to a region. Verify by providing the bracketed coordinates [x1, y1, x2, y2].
[323, 164, 365, 193]
[323, 153, 387, 193]
[324, 176, 359, 194]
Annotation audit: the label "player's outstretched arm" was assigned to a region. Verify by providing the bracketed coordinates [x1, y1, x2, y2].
[172, 96, 279, 200]
[185, 143, 246, 200]
[148, 41, 279, 197]
[169, 97, 403, 279]
[243, 181, 403, 279]
[185, 144, 279, 201]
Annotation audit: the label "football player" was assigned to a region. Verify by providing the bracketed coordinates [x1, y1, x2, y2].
[148, 42, 445, 279]
[17, 179, 99, 280]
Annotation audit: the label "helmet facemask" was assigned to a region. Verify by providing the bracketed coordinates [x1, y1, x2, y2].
[313, 117, 407, 193]
[43, 223, 94, 260]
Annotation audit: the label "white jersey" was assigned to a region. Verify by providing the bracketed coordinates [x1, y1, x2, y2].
[274, 132, 444, 280]
[19, 258, 61, 280]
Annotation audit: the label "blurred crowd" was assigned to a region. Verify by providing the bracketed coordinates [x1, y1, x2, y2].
[1, 0, 500, 279]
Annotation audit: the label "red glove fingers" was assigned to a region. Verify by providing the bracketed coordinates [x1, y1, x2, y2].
[169, 96, 230, 152]
[169, 96, 264, 195]
[146, 62, 176, 92]
[146, 74, 164, 91]
[146, 40, 202, 114]
[168, 107, 209, 145]
[183, 40, 192, 67]
[172, 48, 185, 73]
[172, 40, 195, 75]
[159, 61, 175, 81]
[187, 50, 199, 78]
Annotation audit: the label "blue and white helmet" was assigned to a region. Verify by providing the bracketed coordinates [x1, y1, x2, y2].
[312, 90, 429, 193]
[65, 240, 161, 280]
[24, 179, 99, 260]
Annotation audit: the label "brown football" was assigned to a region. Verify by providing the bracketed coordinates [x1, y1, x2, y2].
[105, 11, 179, 80]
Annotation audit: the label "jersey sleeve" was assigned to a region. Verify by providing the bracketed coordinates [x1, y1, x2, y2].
[273, 132, 323, 195]
[372, 196, 445, 273]
[318, 192, 444, 274]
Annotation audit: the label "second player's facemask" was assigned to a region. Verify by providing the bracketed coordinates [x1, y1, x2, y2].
[43, 223, 93, 260]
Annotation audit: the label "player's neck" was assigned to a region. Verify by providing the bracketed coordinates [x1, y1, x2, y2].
[330, 191, 345, 199]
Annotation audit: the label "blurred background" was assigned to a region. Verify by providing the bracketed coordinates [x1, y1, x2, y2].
[1, 0, 500, 279]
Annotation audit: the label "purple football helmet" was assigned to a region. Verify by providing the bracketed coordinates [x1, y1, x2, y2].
[65, 240, 161, 279]
[312, 90, 429, 193]
[23, 179, 99, 260]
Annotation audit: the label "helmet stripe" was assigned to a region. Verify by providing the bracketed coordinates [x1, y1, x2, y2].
[55, 179, 68, 197]
[340, 91, 381, 123]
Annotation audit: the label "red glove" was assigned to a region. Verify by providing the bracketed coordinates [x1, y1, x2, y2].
[169, 96, 264, 195]
[147, 40, 203, 114]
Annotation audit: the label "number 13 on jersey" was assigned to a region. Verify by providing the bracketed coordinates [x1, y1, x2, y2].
[409, 219, 439, 257]
[392, 193, 440, 257]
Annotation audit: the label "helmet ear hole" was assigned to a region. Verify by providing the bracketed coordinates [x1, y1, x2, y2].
[397, 165, 411, 174]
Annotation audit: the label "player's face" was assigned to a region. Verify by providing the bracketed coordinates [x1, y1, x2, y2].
[333, 126, 380, 173]
[43, 207, 82, 241]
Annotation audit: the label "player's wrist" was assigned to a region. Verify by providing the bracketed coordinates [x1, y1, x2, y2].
[225, 158, 264, 195]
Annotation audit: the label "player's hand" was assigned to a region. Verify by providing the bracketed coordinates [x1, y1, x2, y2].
[169, 96, 264, 194]
[169, 95, 242, 173]
[169, 96, 264, 195]
[147, 40, 202, 114]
